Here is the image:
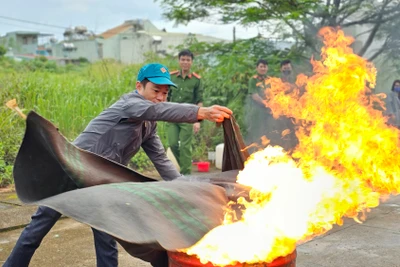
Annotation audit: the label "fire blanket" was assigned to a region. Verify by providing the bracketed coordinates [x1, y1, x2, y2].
[13, 111, 250, 265]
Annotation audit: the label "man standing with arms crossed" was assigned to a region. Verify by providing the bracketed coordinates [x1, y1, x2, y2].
[168, 49, 203, 175]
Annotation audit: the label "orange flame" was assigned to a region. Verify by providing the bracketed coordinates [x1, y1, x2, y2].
[180, 27, 399, 265]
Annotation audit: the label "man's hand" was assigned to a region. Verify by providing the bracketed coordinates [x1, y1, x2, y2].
[197, 105, 232, 122]
[193, 122, 201, 134]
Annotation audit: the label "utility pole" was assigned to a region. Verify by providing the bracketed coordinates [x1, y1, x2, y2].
[233, 26, 236, 43]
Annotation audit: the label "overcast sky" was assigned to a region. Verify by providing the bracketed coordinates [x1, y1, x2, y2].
[0, 0, 260, 42]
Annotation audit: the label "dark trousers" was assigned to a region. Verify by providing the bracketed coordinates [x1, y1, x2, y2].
[3, 206, 118, 267]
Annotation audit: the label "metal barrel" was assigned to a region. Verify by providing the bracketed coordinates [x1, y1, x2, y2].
[168, 250, 297, 267]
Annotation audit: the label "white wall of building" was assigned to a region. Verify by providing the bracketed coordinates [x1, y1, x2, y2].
[102, 35, 121, 61]
[119, 33, 153, 64]
[0, 32, 39, 54]
[47, 20, 226, 64]
[52, 40, 102, 62]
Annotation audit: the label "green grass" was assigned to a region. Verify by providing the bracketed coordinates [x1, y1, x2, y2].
[0, 54, 228, 187]
[0, 61, 144, 186]
[6, 62, 137, 138]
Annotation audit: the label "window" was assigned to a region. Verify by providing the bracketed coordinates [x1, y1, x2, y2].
[22, 37, 28, 45]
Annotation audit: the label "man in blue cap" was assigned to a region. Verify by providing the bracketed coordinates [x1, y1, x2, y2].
[3, 63, 232, 267]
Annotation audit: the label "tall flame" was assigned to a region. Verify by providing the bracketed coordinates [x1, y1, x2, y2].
[180, 27, 400, 265]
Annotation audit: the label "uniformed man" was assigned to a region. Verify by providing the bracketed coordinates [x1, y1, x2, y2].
[167, 49, 203, 175]
[280, 59, 295, 84]
[279, 59, 299, 150]
[245, 59, 270, 151]
[246, 59, 293, 152]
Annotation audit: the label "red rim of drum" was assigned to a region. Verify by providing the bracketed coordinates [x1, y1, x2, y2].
[168, 250, 297, 267]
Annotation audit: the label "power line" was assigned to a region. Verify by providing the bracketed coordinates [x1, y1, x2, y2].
[0, 15, 224, 39]
[0, 15, 67, 29]
[0, 14, 118, 35]
[0, 14, 125, 36]
[0, 20, 65, 35]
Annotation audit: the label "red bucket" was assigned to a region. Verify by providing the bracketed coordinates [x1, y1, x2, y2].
[197, 161, 210, 172]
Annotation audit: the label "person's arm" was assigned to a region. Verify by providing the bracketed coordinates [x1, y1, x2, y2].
[124, 98, 200, 123]
[248, 78, 267, 108]
[141, 127, 181, 181]
[194, 78, 204, 105]
[385, 93, 395, 116]
[251, 93, 266, 106]
[123, 96, 231, 123]
[194, 78, 204, 134]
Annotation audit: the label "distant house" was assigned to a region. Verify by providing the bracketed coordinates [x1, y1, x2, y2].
[45, 26, 101, 63]
[0, 31, 52, 54]
[50, 19, 226, 64]
[98, 19, 226, 64]
[0, 31, 71, 65]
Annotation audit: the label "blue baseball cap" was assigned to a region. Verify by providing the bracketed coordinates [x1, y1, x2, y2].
[137, 63, 177, 87]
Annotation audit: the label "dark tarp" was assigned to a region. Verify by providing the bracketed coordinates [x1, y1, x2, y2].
[221, 116, 250, 171]
[13, 111, 250, 266]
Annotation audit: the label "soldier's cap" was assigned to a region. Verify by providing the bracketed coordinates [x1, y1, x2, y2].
[137, 63, 177, 88]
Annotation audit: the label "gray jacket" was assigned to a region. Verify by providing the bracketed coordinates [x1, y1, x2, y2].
[385, 91, 400, 127]
[73, 91, 200, 180]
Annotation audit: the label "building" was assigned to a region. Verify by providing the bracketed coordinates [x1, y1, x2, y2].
[0, 31, 52, 54]
[0, 31, 71, 65]
[50, 19, 226, 64]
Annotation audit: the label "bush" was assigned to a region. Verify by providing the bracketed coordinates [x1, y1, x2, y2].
[78, 57, 90, 64]
[0, 62, 139, 187]
[0, 112, 23, 187]
[0, 45, 6, 57]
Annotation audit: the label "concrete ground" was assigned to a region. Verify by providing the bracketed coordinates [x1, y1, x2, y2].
[296, 194, 400, 267]
[1, 177, 400, 266]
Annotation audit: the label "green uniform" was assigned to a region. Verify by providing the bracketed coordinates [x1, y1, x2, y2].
[246, 74, 295, 151]
[245, 74, 270, 147]
[167, 70, 203, 174]
[281, 73, 296, 84]
[248, 74, 268, 100]
[280, 73, 299, 150]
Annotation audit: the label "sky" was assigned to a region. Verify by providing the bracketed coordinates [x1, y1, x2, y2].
[0, 0, 260, 42]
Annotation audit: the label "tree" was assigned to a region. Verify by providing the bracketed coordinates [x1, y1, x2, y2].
[0, 45, 6, 57]
[157, 0, 400, 61]
[168, 36, 304, 139]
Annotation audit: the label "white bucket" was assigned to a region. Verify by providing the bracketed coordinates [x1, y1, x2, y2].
[215, 143, 224, 169]
[207, 151, 216, 163]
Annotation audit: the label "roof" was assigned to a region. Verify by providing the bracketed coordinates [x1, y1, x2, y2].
[6, 31, 53, 37]
[13, 53, 67, 61]
[146, 31, 226, 41]
[99, 23, 133, 39]
[99, 19, 227, 41]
